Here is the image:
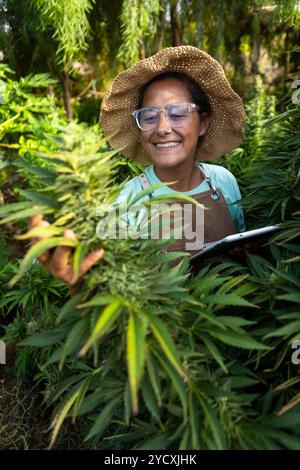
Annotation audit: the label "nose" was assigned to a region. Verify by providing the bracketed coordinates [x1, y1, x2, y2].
[155, 110, 172, 135]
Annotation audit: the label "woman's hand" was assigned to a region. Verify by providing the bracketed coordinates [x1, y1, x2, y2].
[29, 214, 105, 287]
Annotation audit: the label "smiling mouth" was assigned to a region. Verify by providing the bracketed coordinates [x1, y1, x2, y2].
[154, 141, 181, 148]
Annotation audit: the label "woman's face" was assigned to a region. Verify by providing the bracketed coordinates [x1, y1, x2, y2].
[140, 78, 208, 170]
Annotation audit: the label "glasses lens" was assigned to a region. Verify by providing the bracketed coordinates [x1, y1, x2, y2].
[137, 108, 158, 130]
[167, 104, 190, 126]
[135, 104, 196, 130]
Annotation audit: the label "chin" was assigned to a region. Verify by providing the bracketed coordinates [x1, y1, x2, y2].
[154, 156, 186, 167]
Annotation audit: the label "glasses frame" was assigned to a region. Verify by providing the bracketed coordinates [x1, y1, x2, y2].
[132, 102, 200, 131]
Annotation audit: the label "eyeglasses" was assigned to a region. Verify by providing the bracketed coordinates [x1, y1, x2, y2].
[132, 103, 200, 131]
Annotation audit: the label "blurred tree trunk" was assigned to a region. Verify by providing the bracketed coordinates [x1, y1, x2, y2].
[62, 69, 73, 120]
[170, 0, 181, 46]
[251, 15, 261, 75]
[155, 1, 166, 51]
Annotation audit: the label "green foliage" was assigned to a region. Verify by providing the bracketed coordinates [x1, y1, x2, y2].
[2, 103, 300, 448]
[117, 0, 161, 65]
[0, 64, 58, 142]
[221, 75, 276, 179]
[32, 0, 95, 66]
[240, 100, 300, 227]
[0, 63, 66, 189]
[0, 12, 300, 449]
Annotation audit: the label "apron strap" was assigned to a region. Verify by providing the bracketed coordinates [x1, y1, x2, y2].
[138, 164, 220, 201]
[138, 173, 153, 199]
[198, 163, 220, 200]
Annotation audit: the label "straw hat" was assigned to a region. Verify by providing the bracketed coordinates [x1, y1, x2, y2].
[99, 46, 246, 163]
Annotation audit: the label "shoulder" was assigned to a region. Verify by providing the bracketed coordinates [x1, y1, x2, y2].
[201, 163, 240, 194]
[201, 163, 236, 182]
[114, 175, 143, 205]
[114, 165, 153, 205]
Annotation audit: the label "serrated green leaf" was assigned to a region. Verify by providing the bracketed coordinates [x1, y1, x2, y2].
[198, 333, 228, 373]
[228, 376, 260, 388]
[265, 320, 300, 338]
[56, 293, 84, 324]
[79, 299, 123, 356]
[59, 319, 88, 369]
[15, 225, 64, 240]
[21, 327, 67, 347]
[152, 347, 187, 422]
[18, 189, 60, 208]
[0, 201, 32, 215]
[197, 393, 226, 450]
[85, 396, 120, 441]
[71, 388, 103, 417]
[276, 293, 300, 303]
[217, 274, 249, 294]
[208, 329, 268, 350]
[189, 392, 201, 449]
[78, 293, 119, 308]
[9, 236, 78, 286]
[49, 387, 81, 448]
[50, 372, 89, 403]
[127, 312, 147, 414]
[72, 241, 88, 278]
[141, 374, 161, 424]
[0, 205, 54, 224]
[217, 315, 256, 328]
[135, 433, 169, 450]
[206, 293, 257, 308]
[149, 315, 187, 380]
[146, 353, 162, 406]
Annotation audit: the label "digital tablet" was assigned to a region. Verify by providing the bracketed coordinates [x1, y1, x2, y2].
[189, 224, 282, 265]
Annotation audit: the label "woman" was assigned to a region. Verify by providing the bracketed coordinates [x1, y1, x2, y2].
[31, 46, 246, 284]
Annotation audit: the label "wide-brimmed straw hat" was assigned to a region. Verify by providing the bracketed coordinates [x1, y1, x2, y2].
[99, 45, 246, 163]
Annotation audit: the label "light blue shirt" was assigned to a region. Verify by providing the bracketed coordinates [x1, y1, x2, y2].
[114, 162, 246, 233]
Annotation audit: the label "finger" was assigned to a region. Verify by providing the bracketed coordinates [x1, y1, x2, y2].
[49, 230, 77, 275]
[79, 248, 105, 278]
[31, 220, 50, 245]
[50, 245, 73, 274]
[29, 219, 52, 264]
[29, 214, 44, 231]
[32, 220, 51, 263]
[64, 229, 77, 241]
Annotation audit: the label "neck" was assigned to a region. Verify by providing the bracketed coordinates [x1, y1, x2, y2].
[153, 161, 203, 192]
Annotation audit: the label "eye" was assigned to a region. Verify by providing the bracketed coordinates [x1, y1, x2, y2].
[141, 110, 157, 123]
[168, 105, 188, 120]
[169, 111, 186, 120]
[144, 115, 157, 122]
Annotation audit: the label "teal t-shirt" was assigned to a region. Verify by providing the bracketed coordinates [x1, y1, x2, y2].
[114, 162, 246, 233]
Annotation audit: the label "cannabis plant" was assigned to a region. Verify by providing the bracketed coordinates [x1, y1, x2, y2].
[1, 70, 300, 450]
[0, 118, 269, 449]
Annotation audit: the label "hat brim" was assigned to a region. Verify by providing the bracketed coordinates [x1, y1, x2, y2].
[99, 46, 246, 164]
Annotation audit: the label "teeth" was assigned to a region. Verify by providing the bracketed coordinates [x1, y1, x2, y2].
[155, 142, 181, 148]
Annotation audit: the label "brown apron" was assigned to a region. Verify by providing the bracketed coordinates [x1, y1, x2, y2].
[138, 164, 237, 269]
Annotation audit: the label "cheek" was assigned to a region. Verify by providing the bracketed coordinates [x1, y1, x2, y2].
[140, 132, 152, 149]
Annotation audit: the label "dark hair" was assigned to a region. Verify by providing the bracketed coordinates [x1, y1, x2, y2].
[138, 71, 211, 119]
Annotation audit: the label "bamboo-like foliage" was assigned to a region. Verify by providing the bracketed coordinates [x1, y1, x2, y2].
[117, 0, 161, 65]
[32, 0, 95, 66]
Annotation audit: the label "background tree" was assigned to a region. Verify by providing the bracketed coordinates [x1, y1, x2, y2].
[32, 0, 95, 119]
